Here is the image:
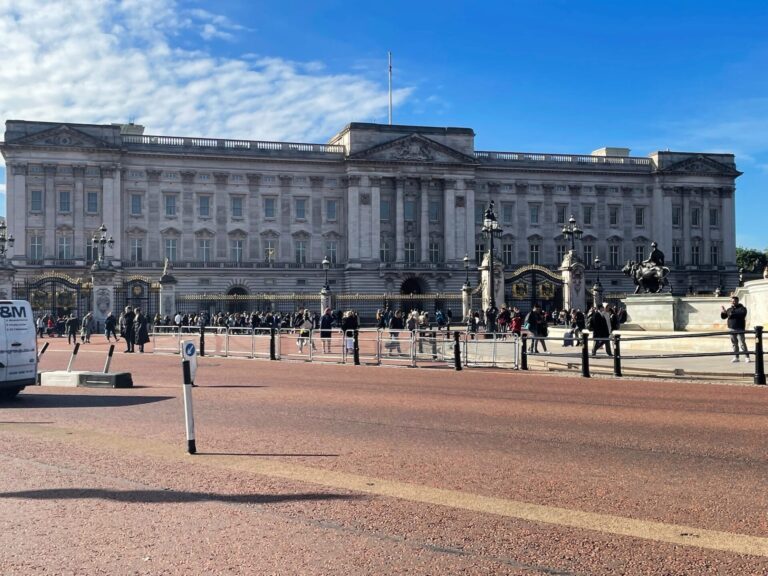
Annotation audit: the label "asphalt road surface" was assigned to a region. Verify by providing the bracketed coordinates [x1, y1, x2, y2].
[1, 337, 767, 575]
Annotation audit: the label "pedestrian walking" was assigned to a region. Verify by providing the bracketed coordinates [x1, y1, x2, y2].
[122, 306, 136, 352]
[587, 304, 613, 356]
[104, 311, 119, 342]
[721, 296, 750, 363]
[66, 313, 79, 345]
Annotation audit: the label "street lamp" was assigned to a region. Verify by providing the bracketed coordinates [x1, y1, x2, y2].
[463, 253, 470, 287]
[0, 220, 15, 260]
[594, 256, 601, 284]
[482, 201, 503, 312]
[92, 223, 114, 266]
[561, 215, 583, 253]
[322, 255, 330, 290]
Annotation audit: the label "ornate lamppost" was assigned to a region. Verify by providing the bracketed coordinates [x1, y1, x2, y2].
[322, 255, 331, 291]
[592, 256, 604, 308]
[0, 220, 15, 263]
[91, 223, 114, 269]
[561, 215, 583, 253]
[594, 256, 601, 284]
[482, 201, 503, 330]
[463, 254, 470, 288]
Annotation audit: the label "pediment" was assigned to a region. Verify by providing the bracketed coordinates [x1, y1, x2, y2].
[659, 155, 741, 176]
[348, 134, 478, 165]
[12, 125, 112, 149]
[194, 226, 216, 237]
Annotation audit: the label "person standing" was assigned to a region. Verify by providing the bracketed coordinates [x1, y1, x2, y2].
[320, 308, 334, 353]
[587, 304, 613, 357]
[134, 308, 150, 353]
[721, 296, 750, 363]
[66, 313, 79, 345]
[122, 306, 136, 353]
[524, 304, 545, 353]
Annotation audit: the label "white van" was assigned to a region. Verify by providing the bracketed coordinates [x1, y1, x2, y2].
[0, 300, 38, 400]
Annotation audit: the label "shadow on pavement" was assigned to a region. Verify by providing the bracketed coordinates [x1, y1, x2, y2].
[0, 488, 359, 504]
[198, 452, 339, 457]
[8, 394, 173, 409]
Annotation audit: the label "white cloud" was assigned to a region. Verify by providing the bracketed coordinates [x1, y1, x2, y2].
[0, 0, 412, 148]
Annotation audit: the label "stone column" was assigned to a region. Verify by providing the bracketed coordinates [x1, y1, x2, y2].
[91, 267, 117, 326]
[420, 178, 430, 263]
[320, 286, 332, 316]
[395, 177, 405, 262]
[443, 179, 456, 262]
[681, 187, 691, 265]
[73, 165, 85, 258]
[159, 272, 178, 319]
[560, 251, 586, 313]
[44, 164, 57, 259]
[8, 163, 27, 260]
[370, 177, 382, 262]
[102, 166, 121, 265]
[347, 175, 361, 262]
[591, 279, 604, 310]
[0, 262, 16, 300]
[702, 188, 712, 266]
[464, 180, 476, 262]
[462, 283, 472, 322]
[479, 252, 504, 312]
[722, 187, 737, 265]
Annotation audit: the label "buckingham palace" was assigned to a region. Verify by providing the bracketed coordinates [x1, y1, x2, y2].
[0, 119, 741, 318]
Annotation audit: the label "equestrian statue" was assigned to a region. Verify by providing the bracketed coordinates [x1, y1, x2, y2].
[622, 242, 671, 294]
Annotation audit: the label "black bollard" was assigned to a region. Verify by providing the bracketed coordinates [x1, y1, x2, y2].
[199, 326, 206, 357]
[37, 341, 50, 362]
[453, 331, 462, 371]
[269, 327, 277, 360]
[613, 334, 622, 378]
[182, 360, 196, 454]
[581, 333, 591, 378]
[520, 334, 528, 371]
[353, 329, 360, 365]
[754, 326, 766, 385]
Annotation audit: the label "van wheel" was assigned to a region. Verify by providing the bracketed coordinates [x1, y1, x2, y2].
[0, 387, 23, 401]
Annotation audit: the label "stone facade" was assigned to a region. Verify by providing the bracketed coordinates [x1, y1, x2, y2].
[1, 120, 741, 301]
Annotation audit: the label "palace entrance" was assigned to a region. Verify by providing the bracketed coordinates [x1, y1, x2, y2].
[504, 265, 564, 314]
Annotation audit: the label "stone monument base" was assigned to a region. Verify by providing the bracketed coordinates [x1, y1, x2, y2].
[621, 294, 729, 331]
[622, 294, 676, 331]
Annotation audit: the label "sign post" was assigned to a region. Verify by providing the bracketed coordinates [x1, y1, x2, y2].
[180, 340, 198, 454]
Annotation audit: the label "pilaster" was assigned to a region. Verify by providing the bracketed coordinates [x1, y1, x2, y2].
[420, 178, 429, 263]
[370, 177, 382, 262]
[443, 179, 456, 262]
[9, 163, 27, 259]
[347, 175, 361, 261]
[464, 180, 476, 261]
[395, 177, 405, 262]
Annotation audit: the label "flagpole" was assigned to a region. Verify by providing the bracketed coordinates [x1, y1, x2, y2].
[388, 51, 393, 125]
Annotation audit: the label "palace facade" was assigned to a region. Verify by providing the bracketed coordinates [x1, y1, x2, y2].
[1, 119, 741, 308]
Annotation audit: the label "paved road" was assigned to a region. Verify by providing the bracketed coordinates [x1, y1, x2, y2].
[1, 337, 767, 574]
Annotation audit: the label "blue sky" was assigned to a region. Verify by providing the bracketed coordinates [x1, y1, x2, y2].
[1, 0, 767, 248]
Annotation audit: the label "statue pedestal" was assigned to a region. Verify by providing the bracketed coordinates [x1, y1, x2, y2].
[622, 293, 676, 331]
[0, 263, 16, 300]
[320, 287, 332, 315]
[91, 267, 117, 325]
[479, 254, 504, 311]
[560, 250, 585, 312]
[159, 274, 178, 318]
[462, 284, 472, 321]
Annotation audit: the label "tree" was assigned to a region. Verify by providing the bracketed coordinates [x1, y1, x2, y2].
[736, 247, 768, 271]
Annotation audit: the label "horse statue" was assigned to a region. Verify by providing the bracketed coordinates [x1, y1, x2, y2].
[622, 260, 670, 294]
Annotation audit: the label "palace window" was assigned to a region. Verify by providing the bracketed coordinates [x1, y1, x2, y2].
[295, 198, 307, 220]
[164, 238, 177, 262]
[405, 241, 416, 264]
[326, 199, 337, 222]
[610, 244, 621, 267]
[130, 238, 143, 262]
[29, 234, 43, 260]
[58, 190, 71, 213]
[502, 203, 514, 226]
[326, 240, 338, 264]
[198, 196, 211, 218]
[475, 202, 485, 225]
[529, 243, 540, 265]
[230, 239, 243, 262]
[529, 204, 540, 225]
[710, 243, 720, 265]
[164, 194, 177, 217]
[429, 241, 441, 264]
[429, 200, 441, 223]
[672, 244, 681, 266]
[57, 234, 72, 259]
[264, 197, 276, 219]
[86, 238, 97, 262]
[583, 205, 593, 227]
[475, 242, 485, 265]
[672, 206, 682, 227]
[583, 245, 593, 267]
[231, 196, 243, 218]
[609, 206, 620, 227]
[504, 243, 514, 266]
[130, 194, 142, 216]
[556, 205, 567, 226]
[380, 240, 391, 263]
[557, 244, 567, 264]
[86, 191, 99, 214]
[691, 207, 701, 227]
[405, 200, 416, 222]
[198, 239, 212, 262]
[709, 208, 719, 227]
[295, 240, 307, 264]
[635, 245, 645, 263]
[30, 190, 43, 213]
[691, 244, 700, 266]
[263, 239, 276, 262]
[635, 207, 645, 227]
[380, 199, 391, 222]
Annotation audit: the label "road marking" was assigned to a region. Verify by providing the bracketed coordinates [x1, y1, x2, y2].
[2, 422, 767, 558]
